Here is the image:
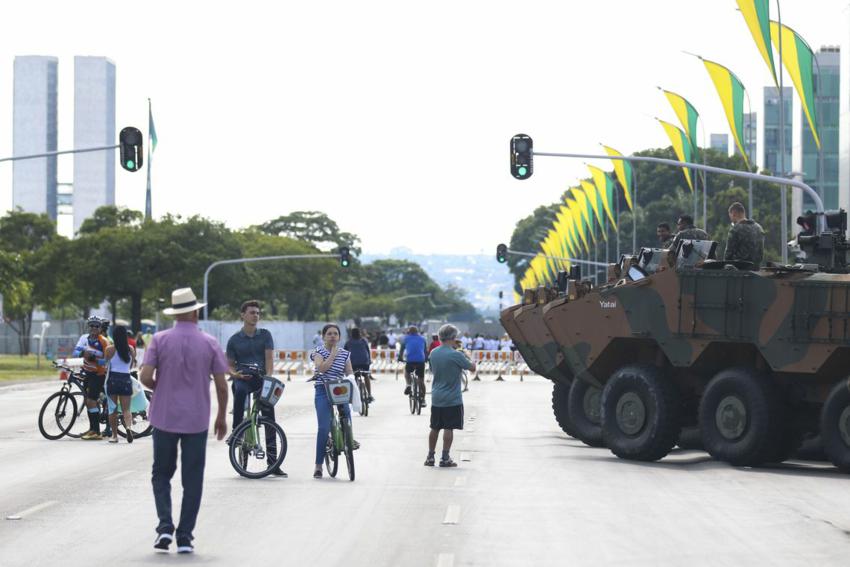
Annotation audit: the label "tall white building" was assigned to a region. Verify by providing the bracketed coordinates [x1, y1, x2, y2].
[73, 56, 116, 234]
[12, 56, 58, 220]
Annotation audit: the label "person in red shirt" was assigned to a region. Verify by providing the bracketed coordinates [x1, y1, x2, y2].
[428, 334, 441, 355]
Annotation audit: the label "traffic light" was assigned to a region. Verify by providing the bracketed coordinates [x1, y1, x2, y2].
[339, 246, 351, 268]
[496, 243, 508, 263]
[119, 127, 144, 172]
[510, 134, 533, 180]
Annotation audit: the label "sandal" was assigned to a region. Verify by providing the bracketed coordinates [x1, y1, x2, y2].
[424, 456, 435, 467]
[439, 458, 458, 468]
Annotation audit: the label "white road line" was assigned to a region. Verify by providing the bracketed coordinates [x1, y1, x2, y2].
[6, 500, 59, 520]
[443, 505, 461, 524]
[436, 553, 455, 567]
[103, 470, 135, 481]
[454, 476, 467, 487]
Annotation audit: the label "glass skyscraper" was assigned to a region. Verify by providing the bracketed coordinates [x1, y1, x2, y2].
[763, 86, 793, 175]
[734, 112, 757, 166]
[802, 47, 840, 211]
[710, 133, 728, 155]
[12, 56, 58, 220]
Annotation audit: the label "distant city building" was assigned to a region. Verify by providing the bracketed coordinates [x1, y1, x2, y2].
[12, 56, 58, 220]
[801, 47, 840, 212]
[73, 56, 116, 234]
[841, 8, 850, 213]
[710, 133, 728, 155]
[734, 112, 757, 166]
[763, 86, 793, 175]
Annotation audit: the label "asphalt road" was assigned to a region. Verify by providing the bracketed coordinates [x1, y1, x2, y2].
[1, 373, 849, 567]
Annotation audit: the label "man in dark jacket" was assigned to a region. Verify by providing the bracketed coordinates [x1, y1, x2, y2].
[724, 202, 765, 267]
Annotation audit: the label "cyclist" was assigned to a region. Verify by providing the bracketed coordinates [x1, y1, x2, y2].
[310, 323, 354, 479]
[226, 300, 286, 477]
[72, 316, 113, 440]
[344, 327, 374, 403]
[400, 326, 427, 408]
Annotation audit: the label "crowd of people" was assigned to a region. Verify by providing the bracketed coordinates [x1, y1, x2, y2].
[314, 328, 515, 353]
[655, 203, 765, 267]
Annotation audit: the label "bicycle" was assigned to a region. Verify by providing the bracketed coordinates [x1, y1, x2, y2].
[407, 367, 422, 415]
[228, 364, 288, 479]
[38, 362, 153, 440]
[353, 370, 371, 417]
[323, 378, 355, 481]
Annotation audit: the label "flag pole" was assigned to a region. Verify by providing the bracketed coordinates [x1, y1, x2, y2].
[145, 98, 153, 222]
[776, 0, 788, 263]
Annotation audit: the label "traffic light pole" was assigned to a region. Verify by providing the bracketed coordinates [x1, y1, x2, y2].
[533, 151, 826, 233]
[0, 144, 119, 163]
[202, 253, 340, 319]
[507, 248, 609, 268]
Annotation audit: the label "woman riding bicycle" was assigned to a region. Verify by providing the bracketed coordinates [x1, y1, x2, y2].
[310, 324, 354, 479]
[344, 327, 374, 403]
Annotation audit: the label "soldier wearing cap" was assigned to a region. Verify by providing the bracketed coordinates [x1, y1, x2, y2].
[672, 214, 710, 247]
[724, 202, 765, 268]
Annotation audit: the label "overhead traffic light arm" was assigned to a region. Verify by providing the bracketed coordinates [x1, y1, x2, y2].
[0, 144, 119, 164]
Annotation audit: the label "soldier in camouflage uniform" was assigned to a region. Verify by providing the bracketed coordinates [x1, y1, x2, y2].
[724, 202, 764, 267]
[656, 222, 674, 249]
[672, 214, 710, 247]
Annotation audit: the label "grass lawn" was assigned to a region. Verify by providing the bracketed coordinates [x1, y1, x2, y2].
[0, 354, 60, 382]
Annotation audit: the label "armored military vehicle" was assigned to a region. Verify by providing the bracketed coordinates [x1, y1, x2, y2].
[502, 212, 850, 472]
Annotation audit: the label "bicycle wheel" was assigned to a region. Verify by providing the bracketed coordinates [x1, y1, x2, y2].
[409, 380, 417, 415]
[228, 416, 287, 479]
[342, 417, 355, 481]
[324, 434, 339, 478]
[117, 391, 154, 439]
[66, 392, 88, 438]
[38, 391, 78, 440]
[359, 379, 369, 417]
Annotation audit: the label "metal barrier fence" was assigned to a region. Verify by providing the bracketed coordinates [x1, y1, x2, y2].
[272, 349, 530, 381]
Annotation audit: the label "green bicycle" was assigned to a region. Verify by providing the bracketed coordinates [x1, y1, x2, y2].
[228, 364, 288, 479]
[324, 378, 355, 481]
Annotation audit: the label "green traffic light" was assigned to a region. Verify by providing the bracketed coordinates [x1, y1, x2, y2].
[517, 166, 528, 177]
[126, 160, 135, 169]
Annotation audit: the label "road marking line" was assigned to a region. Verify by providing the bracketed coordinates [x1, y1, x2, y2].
[454, 476, 467, 487]
[436, 553, 455, 567]
[103, 470, 135, 481]
[6, 500, 59, 520]
[443, 505, 461, 525]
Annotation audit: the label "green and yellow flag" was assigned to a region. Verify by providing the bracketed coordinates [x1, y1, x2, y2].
[580, 180, 607, 239]
[737, 0, 777, 85]
[554, 209, 574, 258]
[702, 58, 750, 168]
[568, 193, 594, 248]
[587, 165, 618, 227]
[770, 21, 820, 149]
[601, 145, 634, 211]
[657, 118, 694, 191]
[661, 89, 699, 151]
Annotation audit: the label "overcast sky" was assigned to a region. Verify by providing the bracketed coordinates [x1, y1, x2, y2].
[0, 0, 847, 254]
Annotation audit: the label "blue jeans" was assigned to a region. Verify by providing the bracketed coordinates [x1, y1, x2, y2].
[315, 385, 350, 465]
[151, 429, 207, 541]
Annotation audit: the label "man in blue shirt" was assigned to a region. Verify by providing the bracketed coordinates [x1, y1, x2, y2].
[225, 300, 286, 477]
[400, 326, 428, 407]
[426, 324, 475, 467]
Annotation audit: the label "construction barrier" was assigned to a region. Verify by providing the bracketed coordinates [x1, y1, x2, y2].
[273, 349, 531, 381]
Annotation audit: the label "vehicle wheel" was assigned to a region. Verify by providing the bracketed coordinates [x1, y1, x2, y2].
[821, 380, 850, 472]
[228, 417, 287, 479]
[342, 418, 355, 481]
[794, 433, 827, 461]
[325, 435, 339, 478]
[677, 426, 704, 450]
[601, 364, 680, 461]
[567, 379, 605, 447]
[38, 391, 78, 440]
[551, 381, 579, 438]
[699, 367, 783, 467]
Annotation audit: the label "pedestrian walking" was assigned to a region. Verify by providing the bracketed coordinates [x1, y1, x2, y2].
[226, 300, 286, 477]
[425, 324, 475, 467]
[310, 323, 354, 479]
[106, 325, 135, 444]
[139, 287, 229, 554]
[724, 202, 765, 268]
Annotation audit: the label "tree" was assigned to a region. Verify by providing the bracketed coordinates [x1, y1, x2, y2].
[77, 205, 143, 235]
[256, 211, 361, 253]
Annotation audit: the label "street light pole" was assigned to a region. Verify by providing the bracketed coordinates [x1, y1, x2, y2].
[202, 253, 339, 319]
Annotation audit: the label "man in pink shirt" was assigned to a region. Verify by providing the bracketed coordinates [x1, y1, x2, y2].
[140, 287, 229, 555]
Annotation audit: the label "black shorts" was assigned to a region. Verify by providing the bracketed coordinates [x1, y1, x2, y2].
[106, 371, 133, 397]
[430, 404, 464, 430]
[83, 370, 105, 400]
[405, 362, 425, 379]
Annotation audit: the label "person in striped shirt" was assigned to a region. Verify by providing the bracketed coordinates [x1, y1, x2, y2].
[310, 324, 354, 479]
